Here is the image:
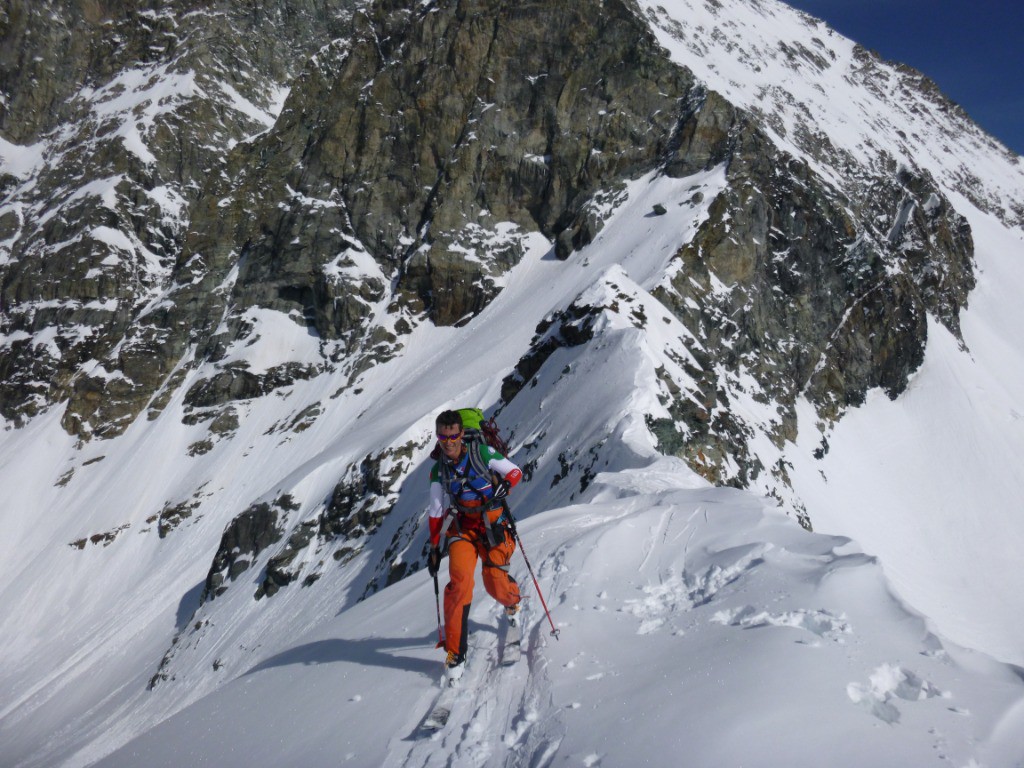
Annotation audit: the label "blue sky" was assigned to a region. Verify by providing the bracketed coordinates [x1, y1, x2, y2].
[782, 0, 1024, 155]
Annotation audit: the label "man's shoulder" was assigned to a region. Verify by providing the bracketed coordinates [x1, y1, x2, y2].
[477, 443, 505, 462]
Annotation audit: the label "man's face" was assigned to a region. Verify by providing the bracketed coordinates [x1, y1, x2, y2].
[437, 424, 464, 459]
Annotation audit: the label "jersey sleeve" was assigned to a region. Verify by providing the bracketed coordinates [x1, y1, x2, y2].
[483, 447, 523, 488]
[426, 465, 445, 547]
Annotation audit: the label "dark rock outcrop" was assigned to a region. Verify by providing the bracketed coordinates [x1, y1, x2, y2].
[202, 501, 284, 602]
[0, 0, 358, 434]
[7, 0, 712, 439]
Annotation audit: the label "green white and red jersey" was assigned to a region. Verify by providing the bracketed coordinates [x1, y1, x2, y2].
[427, 444, 522, 547]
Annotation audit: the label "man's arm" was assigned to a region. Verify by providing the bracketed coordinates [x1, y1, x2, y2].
[485, 449, 523, 489]
[427, 479, 445, 547]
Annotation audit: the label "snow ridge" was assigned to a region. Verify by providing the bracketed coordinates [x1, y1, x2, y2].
[93, 464, 1024, 768]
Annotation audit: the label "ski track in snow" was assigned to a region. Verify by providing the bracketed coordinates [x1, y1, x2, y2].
[382, 604, 565, 768]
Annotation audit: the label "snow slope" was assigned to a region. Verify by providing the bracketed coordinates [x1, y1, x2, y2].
[791, 210, 1024, 667]
[95, 463, 1024, 768]
[2, 0, 1024, 765]
[0, 166, 728, 766]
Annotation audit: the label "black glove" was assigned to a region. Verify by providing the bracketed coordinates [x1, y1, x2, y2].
[427, 547, 442, 577]
[492, 479, 511, 500]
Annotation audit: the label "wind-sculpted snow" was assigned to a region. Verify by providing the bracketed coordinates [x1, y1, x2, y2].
[94, 460, 1024, 768]
[847, 663, 949, 725]
[712, 605, 852, 642]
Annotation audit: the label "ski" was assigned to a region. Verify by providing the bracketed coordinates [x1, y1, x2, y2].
[423, 609, 520, 731]
[421, 672, 461, 731]
[501, 613, 522, 666]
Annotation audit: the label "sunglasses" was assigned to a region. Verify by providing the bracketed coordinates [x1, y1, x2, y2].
[436, 431, 463, 444]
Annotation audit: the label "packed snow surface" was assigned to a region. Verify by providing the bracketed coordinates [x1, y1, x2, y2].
[94, 468, 1024, 768]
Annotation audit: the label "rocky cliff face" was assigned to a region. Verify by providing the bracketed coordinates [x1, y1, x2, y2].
[0, 0, 356, 433]
[1, 0, 978, 568]
[651, 116, 973, 494]
[50, 0, 714, 442]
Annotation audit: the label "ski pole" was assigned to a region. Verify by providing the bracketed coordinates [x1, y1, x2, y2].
[504, 506, 560, 640]
[513, 528, 560, 639]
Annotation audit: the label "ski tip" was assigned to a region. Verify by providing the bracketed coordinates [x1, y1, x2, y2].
[421, 715, 448, 732]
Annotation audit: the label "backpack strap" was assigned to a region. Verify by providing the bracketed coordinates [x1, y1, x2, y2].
[480, 499, 511, 549]
[438, 441, 508, 548]
[440, 436, 495, 502]
[436, 508, 457, 553]
[463, 432, 493, 480]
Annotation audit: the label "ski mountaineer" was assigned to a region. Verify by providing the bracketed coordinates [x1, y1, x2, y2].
[426, 409, 523, 680]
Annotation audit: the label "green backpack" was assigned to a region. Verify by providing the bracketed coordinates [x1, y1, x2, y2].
[455, 408, 510, 457]
[456, 407, 486, 432]
[430, 408, 512, 465]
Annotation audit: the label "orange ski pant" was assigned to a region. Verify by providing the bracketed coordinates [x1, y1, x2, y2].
[443, 525, 520, 657]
